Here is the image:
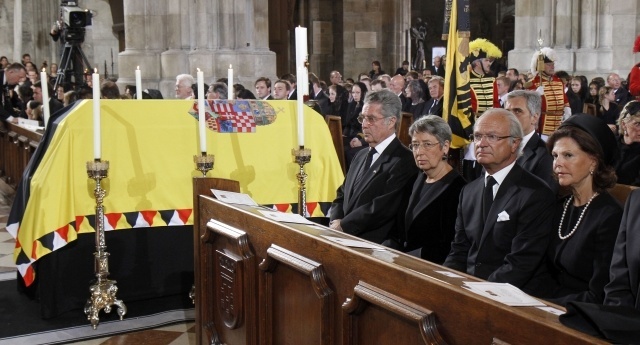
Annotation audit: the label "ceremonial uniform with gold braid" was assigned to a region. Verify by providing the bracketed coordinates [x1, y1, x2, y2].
[469, 70, 495, 116]
[527, 73, 568, 136]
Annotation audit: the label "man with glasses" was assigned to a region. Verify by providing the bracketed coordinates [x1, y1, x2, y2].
[329, 89, 418, 244]
[444, 108, 554, 294]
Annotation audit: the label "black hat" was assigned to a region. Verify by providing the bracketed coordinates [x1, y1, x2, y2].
[559, 114, 618, 165]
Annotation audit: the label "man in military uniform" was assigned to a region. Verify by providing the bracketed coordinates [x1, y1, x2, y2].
[526, 47, 570, 137]
[468, 38, 502, 117]
[463, 38, 502, 181]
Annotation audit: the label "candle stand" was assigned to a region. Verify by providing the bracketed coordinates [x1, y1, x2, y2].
[193, 152, 215, 177]
[293, 147, 312, 216]
[190, 152, 215, 304]
[84, 159, 127, 329]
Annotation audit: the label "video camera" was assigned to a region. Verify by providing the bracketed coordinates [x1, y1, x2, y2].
[59, 1, 92, 42]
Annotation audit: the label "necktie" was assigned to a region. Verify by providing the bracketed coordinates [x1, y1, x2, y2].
[357, 148, 377, 182]
[483, 176, 497, 221]
[429, 99, 438, 114]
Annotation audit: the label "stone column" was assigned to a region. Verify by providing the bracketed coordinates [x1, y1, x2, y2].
[119, 0, 167, 95]
[552, 0, 574, 72]
[13, 0, 22, 63]
[575, 0, 598, 73]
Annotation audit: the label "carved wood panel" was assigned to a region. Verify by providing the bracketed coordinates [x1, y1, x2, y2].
[200, 219, 257, 345]
[259, 244, 334, 345]
[342, 281, 448, 345]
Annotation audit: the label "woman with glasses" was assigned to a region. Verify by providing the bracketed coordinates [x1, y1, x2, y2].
[387, 115, 465, 263]
[615, 101, 640, 186]
[536, 114, 623, 306]
[343, 82, 368, 169]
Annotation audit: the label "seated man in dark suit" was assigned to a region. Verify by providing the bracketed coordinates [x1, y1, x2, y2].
[505, 90, 559, 194]
[443, 108, 555, 293]
[424, 76, 444, 116]
[32, 81, 64, 118]
[329, 89, 419, 243]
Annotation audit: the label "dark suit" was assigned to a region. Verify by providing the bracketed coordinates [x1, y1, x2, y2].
[329, 137, 418, 243]
[517, 132, 558, 195]
[443, 164, 555, 292]
[288, 89, 297, 100]
[605, 189, 640, 309]
[262, 95, 273, 100]
[429, 65, 446, 78]
[423, 97, 443, 117]
[615, 87, 631, 106]
[391, 170, 466, 263]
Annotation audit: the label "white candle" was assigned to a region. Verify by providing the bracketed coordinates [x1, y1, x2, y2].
[135, 66, 142, 100]
[296, 67, 305, 147]
[40, 68, 50, 128]
[294, 27, 308, 146]
[197, 68, 207, 153]
[295, 26, 308, 96]
[227, 65, 234, 100]
[92, 69, 101, 159]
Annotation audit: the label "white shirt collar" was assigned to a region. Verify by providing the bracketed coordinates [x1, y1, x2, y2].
[370, 133, 396, 165]
[485, 160, 516, 196]
[520, 130, 535, 151]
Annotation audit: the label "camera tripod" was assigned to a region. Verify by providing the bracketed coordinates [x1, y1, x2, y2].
[54, 41, 92, 91]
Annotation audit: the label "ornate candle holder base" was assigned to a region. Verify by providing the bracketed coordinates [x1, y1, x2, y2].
[85, 160, 126, 330]
[292, 147, 311, 216]
[194, 153, 215, 177]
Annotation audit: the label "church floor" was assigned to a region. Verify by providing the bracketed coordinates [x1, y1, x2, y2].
[0, 179, 196, 345]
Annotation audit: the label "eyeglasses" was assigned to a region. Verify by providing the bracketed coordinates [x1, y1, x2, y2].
[470, 134, 515, 143]
[357, 114, 385, 124]
[409, 142, 439, 151]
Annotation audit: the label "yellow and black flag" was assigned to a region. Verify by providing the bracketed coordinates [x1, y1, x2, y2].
[442, 0, 473, 148]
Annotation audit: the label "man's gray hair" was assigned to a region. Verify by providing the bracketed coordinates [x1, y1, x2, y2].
[409, 115, 452, 147]
[176, 74, 195, 87]
[506, 90, 541, 116]
[364, 89, 402, 131]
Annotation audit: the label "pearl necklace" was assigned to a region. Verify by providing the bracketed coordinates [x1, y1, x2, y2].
[557, 192, 599, 240]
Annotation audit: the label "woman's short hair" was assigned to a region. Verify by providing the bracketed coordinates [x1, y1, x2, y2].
[408, 115, 452, 147]
[546, 126, 617, 191]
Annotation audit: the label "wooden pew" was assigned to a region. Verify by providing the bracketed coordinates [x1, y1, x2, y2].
[608, 183, 639, 206]
[583, 103, 597, 116]
[325, 115, 346, 174]
[0, 122, 42, 188]
[193, 184, 607, 345]
[398, 112, 414, 147]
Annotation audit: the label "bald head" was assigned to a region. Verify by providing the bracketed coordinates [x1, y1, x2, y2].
[389, 75, 405, 96]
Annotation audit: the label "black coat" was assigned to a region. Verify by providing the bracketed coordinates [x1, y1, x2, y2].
[329, 137, 418, 243]
[392, 169, 466, 263]
[538, 193, 623, 306]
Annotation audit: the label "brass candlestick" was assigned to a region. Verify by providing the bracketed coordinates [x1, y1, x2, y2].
[292, 147, 311, 216]
[193, 152, 215, 177]
[84, 159, 127, 329]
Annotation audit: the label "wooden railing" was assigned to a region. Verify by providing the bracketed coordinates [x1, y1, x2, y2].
[192, 178, 607, 345]
[0, 122, 43, 188]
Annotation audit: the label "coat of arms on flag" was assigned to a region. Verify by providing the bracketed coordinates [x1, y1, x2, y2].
[189, 100, 277, 133]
